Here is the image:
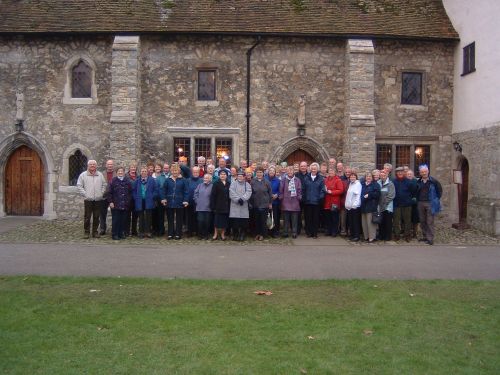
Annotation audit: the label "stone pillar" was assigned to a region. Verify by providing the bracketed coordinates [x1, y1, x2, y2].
[344, 39, 376, 172]
[110, 36, 141, 166]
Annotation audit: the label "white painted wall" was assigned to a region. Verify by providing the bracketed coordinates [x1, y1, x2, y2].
[443, 0, 500, 133]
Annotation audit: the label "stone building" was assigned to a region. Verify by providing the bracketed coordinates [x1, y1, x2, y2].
[0, 0, 458, 219]
[443, 0, 500, 236]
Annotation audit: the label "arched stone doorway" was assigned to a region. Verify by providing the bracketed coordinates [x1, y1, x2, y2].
[458, 157, 469, 223]
[285, 149, 315, 165]
[452, 156, 470, 229]
[0, 132, 56, 218]
[5, 145, 44, 215]
[270, 136, 330, 164]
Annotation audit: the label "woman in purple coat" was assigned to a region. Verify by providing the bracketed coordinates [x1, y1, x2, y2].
[279, 166, 302, 238]
[108, 166, 133, 240]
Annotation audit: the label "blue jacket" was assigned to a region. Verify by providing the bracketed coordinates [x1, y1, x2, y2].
[188, 176, 203, 205]
[266, 175, 281, 206]
[302, 174, 325, 205]
[133, 176, 158, 211]
[162, 176, 190, 208]
[361, 181, 381, 213]
[417, 176, 442, 215]
[393, 177, 417, 208]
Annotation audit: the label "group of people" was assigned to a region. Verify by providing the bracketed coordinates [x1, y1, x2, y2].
[76, 155, 442, 245]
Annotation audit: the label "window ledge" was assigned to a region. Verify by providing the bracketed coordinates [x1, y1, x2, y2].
[398, 104, 428, 112]
[59, 185, 80, 194]
[195, 100, 219, 107]
[63, 97, 98, 105]
[461, 69, 476, 77]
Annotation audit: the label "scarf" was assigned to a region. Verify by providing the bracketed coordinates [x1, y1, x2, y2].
[286, 175, 297, 197]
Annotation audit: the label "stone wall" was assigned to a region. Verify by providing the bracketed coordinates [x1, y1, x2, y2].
[452, 124, 500, 235]
[373, 39, 455, 211]
[0, 35, 113, 218]
[140, 35, 345, 164]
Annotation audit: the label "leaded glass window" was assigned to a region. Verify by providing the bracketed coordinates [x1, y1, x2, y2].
[69, 150, 88, 186]
[216, 138, 232, 167]
[72, 60, 92, 98]
[198, 70, 216, 101]
[401, 72, 422, 105]
[174, 137, 191, 164]
[195, 138, 211, 160]
[376, 144, 392, 171]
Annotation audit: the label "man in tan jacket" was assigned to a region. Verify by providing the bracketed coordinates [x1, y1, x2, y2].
[77, 160, 107, 238]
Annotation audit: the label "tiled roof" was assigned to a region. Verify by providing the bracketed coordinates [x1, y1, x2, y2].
[0, 0, 458, 40]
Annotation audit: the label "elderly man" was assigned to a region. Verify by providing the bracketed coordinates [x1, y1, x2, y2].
[328, 158, 337, 173]
[214, 157, 231, 182]
[295, 161, 309, 235]
[77, 160, 107, 239]
[416, 165, 442, 245]
[178, 156, 191, 178]
[393, 166, 417, 241]
[383, 163, 393, 179]
[197, 156, 206, 177]
[99, 159, 114, 235]
[187, 166, 202, 236]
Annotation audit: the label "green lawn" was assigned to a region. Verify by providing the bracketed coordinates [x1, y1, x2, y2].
[1, 277, 499, 374]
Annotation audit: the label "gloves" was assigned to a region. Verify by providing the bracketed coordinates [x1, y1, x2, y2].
[238, 198, 244, 206]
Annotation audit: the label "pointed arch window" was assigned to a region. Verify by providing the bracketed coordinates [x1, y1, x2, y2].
[68, 150, 88, 186]
[72, 60, 92, 98]
[63, 55, 98, 105]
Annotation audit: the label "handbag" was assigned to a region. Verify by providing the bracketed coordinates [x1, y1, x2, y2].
[330, 204, 338, 212]
[371, 211, 383, 224]
[266, 210, 274, 230]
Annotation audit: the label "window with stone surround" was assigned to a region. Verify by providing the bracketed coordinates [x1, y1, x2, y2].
[215, 138, 233, 168]
[173, 138, 191, 164]
[377, 143, 431, 176]
[462, 42, 476, 76]
[195, 138, 212, 160]
[401, 72, 423, 105]
[68, 150, 88, 186]
[63, 55, 98, 105]
[198, 70, 217, 101]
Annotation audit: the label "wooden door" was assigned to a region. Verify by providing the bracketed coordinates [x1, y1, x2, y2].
[459, 158, 469, 222]
[5, 146, 44, 216]
[285, 149, 315, 166]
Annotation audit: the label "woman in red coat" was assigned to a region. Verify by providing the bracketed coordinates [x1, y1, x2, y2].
[323, 168, 344, 237]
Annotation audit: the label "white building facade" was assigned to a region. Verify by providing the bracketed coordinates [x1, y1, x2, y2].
[443, 0, 500, 235]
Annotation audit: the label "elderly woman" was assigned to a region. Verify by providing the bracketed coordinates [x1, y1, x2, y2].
[210, 169, 230, 240]
[323, 168, 344, 237]
[229, 169, 252, 241]
[207, 164, 217, 183]
[251, 167, 272, 241]
[194, 173, 213, 240]
[108, 166, 133, 240]
[378, 169, 396, 241]
[187, 166, 202, 237]
[372, 169, 380, 183]
[152, 162, 165, 237]
[161, 164, 189, 240]
[279, 166, 302, 238]
[302, 162, 325, 238]
[345, 171, 362, 242]
[266, 166, 281, 238]
[125, 162, 139, 237]
[361, 171, 381, 242]
[133, 166, 158, 238]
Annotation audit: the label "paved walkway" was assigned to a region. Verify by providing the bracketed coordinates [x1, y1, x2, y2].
[0, 216, 499, 280]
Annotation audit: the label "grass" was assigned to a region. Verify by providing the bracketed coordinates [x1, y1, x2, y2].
[0, 277, 499, 374]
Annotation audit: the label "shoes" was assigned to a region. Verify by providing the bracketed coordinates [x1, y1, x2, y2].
[145, 233, 152, 238]
[350, 237, 360, 242]
[220, 236, 226, 241]
[138, 234, 144, 239]
[394, 235, 401, 241]
[426, 239, 434, 245]
[312, 235, 318, 239]
[167, 235, 173, 240]
[292, 234, 297, 239]
[174, 236, 181, 240]
[92, 232, 100, 238]
[112, 236, 120, 241]
[99, 230, 106, 236]
[212, 236, 218, 241]
[368, 239, 377, 243]
[418, 238, 428, 242]
[239, 233, 246, 242]
[119, 235, 126, 240]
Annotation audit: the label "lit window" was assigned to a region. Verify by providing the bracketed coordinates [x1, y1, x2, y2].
[414, 145, 430, 176]
[173, 138, 191, 164]
[216, 138, 232, 167]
